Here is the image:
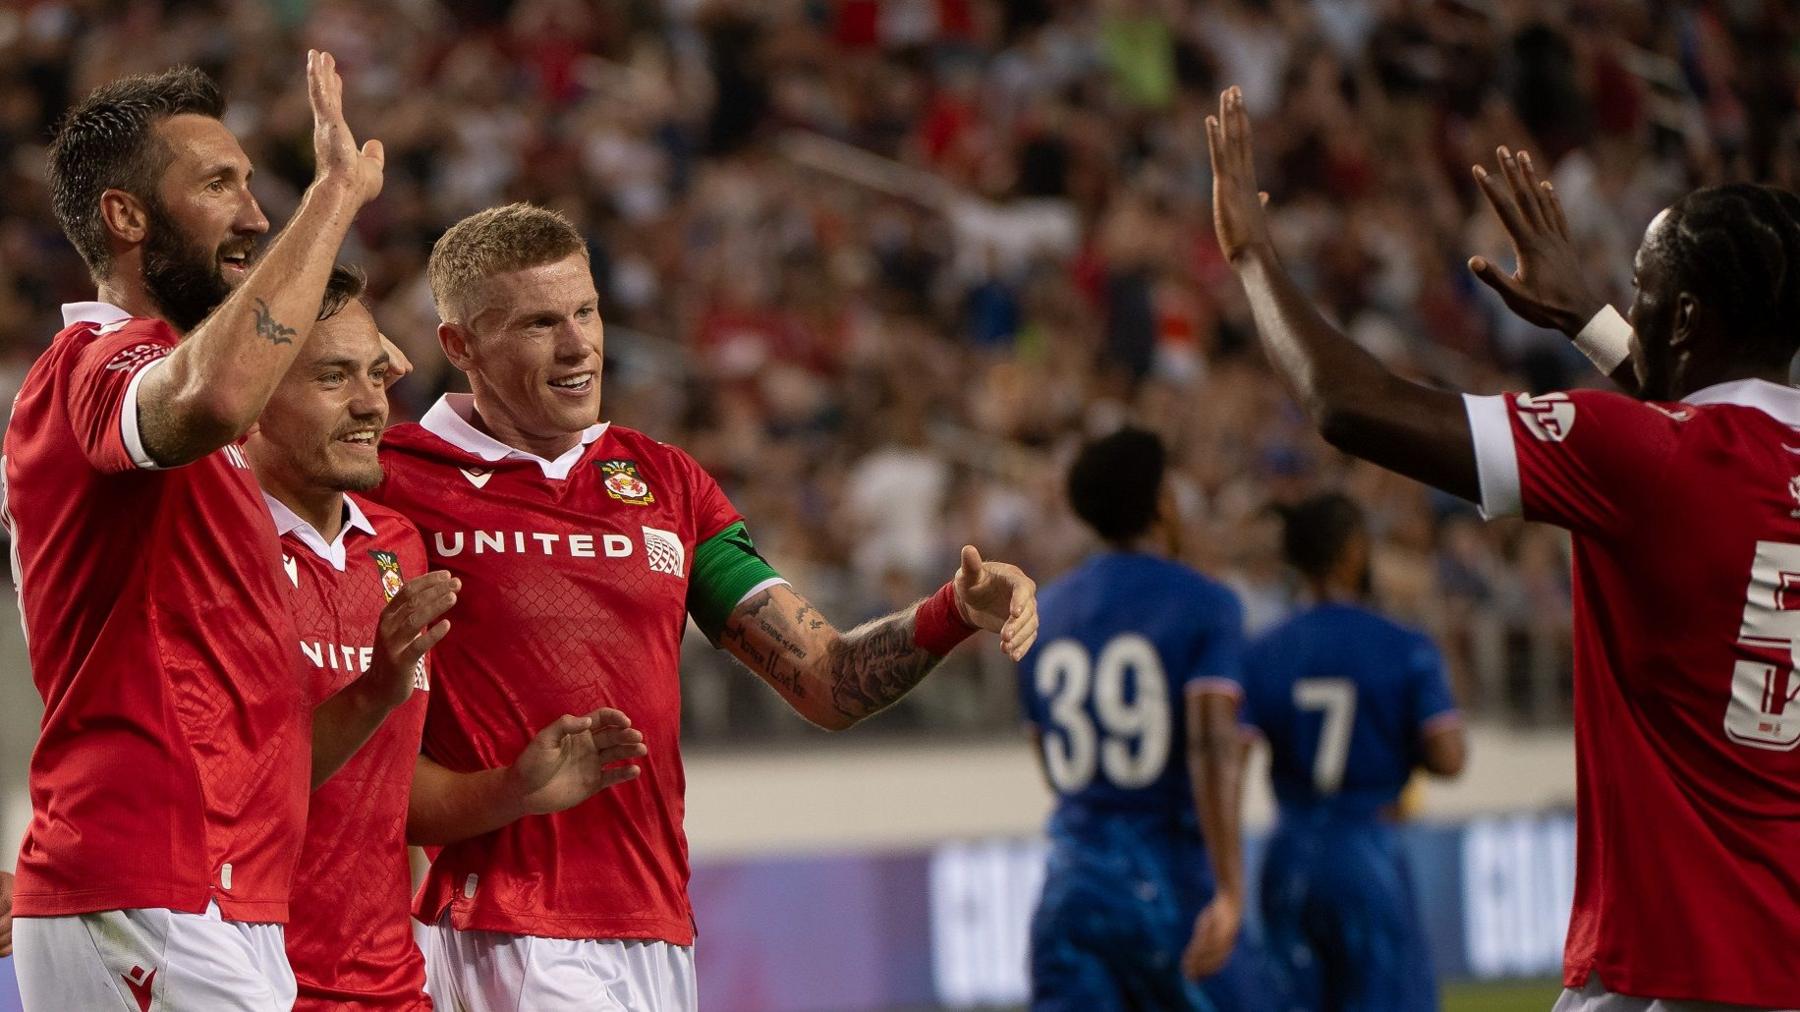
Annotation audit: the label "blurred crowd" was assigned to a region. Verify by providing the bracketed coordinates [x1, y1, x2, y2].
[3, 0, 1797, 740]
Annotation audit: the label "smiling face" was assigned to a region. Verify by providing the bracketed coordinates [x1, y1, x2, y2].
[246, 299, 391, 497]
[439, 253, 604, 454]
[137, 113, 268, 330]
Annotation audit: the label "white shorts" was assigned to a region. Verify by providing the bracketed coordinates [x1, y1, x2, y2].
[423, 910, 697, 1012]
[1555, 975, 1793, 1012]
[13, 900, 295, 1011]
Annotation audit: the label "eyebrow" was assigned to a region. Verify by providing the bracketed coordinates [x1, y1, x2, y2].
[200, 162, 254, 183]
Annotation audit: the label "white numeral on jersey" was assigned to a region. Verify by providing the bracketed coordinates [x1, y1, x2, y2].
[1725, 540, 1800, 750]
[1295, 678, 1356, 794]
[1035, 634, 1171, 793]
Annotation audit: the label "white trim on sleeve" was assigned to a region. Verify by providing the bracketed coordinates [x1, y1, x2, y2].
[733, 577, 790, 611]
[1463, 393, 1522, 519]
[121, 357, 168, 471]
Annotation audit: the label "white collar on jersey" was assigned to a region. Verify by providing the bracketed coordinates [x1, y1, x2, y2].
[1683, 378, 1800, 427]
[61, 301, 132, 327]
[263, 492, 376, 572]
[418, 392, 610, 481]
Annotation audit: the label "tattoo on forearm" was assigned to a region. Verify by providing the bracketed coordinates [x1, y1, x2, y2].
[825, 610, 940, 721]
[253, 298, 296, 345]
[720, 593, 809, 699]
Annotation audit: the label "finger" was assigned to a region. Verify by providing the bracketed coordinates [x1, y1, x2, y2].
[394, 619, 451, 670]
[1467, 255, 1530, 305]
[1258, 191, 1269, 208]
[594, 765, 641, 790]
[585, 707, 633, 729]
[362, 137, 385, 170]
[590, 724, 645, 747]
[1230, 86, 1255, 178]
[594, 739, 649, 764]
[1516, 150, 1557, 233]
[536, 713, 595, 748]
[307, 50, 326, 118]
[1497, 146, 1545, 232]
[1205, 114, 1224, 176]
[959, 545, 984, 584]
[1472, 163, 1531, 243]
[1539, 178, 1572, 239]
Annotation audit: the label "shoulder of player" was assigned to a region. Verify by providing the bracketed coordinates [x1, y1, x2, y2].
[350, 494, 429, 555]
[605, 425, 703, 471]
[44, 315, 176, 374]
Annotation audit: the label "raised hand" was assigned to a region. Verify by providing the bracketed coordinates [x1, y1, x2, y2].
[952, 545, 1039, 660]
[1205, 86, 1274, 265]
[508, 708, 648, 814]
[1182, 889, 1241, 980]
[365, 570, 458, 710]
[1468, 147, 1603, 336]
[307, 49, 384, 206]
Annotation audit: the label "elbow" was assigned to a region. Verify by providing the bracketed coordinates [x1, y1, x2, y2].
[806, 708, 860, 733]
[1315, 399, 1367, 454]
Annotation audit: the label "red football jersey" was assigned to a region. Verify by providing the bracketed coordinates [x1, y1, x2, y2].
[277, 492, 432, 1010]
[369, 395, 745, 945]
[2, 303, 309, 921]
[1467, 379, 1800, 1006]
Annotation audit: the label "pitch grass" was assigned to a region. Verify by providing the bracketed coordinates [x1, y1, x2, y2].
[1444, 978, 1563, 1011]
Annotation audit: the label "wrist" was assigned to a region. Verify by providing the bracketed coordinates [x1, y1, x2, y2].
[495, 762, 536, 820]
[1227, 240, 1279, 270]
[915, 582, 978, 656]
[1571, 304, 1632, 371]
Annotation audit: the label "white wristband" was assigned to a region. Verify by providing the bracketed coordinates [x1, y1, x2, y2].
[1573, 305, 1632, 374]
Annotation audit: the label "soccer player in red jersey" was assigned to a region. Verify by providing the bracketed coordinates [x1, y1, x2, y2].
[246, 265, 650, 1011]
[2, 54, 385, 1009]
[1207, 84, 1800, 1009]
[368, 203, 1039, 1010]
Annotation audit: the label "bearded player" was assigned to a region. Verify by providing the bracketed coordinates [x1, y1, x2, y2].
[245, 264, 651, 1010]
[366, 203, 1038, 1010]
[4, 54, 385, 1009]
[1209, 84, 1800, 1009]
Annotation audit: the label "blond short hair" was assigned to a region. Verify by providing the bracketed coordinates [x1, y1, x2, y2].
[427, 203, 588, 324]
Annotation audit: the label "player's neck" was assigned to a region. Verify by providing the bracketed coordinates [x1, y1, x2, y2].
[1673, 360, 1792, 400]
[1309, 579, 1362, 606]
[1108, 534, 1169, 558]
[95, 274, 179, 334]
[466, 401, 583, 461]
[275, 484, 347, 545]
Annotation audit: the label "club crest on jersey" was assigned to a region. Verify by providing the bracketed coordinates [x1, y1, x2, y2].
[369, 549, 404, 601]
[600, 459, 655, 505]
[1514, 392, 1575, 442]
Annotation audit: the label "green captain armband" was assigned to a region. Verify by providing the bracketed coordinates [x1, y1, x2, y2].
[687, 521, 785, 644]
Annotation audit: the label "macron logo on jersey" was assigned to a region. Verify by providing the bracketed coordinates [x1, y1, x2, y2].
[1515, 392, 1575, 442]
[460, 467, 493, 489]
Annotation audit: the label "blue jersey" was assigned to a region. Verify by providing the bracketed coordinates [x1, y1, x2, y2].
[1019, 553, 1245, 823]
[1020, 552, 1259, 1012]
[1239, 603, 1456, 819]
[1239, 602, 1457, 1012]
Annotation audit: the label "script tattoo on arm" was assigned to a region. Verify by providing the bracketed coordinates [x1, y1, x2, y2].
[253, 298, 297, 345]
[718, 586, 947, 728]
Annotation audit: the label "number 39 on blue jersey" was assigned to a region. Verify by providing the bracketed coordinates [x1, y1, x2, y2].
[1019, 554, 1246, 815]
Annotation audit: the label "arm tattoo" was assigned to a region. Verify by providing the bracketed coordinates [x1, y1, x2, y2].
[720, 590, 944, 720]
[824, 608, 941, 722]
[253, 298, 296, 345]
[720, 593, 810, 699]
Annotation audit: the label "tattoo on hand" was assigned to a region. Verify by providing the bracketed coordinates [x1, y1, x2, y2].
[253, 298, 296, 345]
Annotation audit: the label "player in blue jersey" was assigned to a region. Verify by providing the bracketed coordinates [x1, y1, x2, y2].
[1018, 427, 1263, 1011]
[1198, 492, 1466, 1011]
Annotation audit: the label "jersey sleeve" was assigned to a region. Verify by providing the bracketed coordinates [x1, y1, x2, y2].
[64, 323, 175, 474]
[1187, 589, 1247, 698]
[1463, 388, 1683, 537]
[1404, 634, 1460, 737]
